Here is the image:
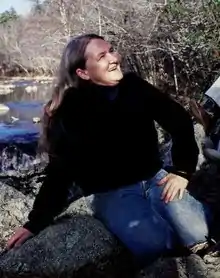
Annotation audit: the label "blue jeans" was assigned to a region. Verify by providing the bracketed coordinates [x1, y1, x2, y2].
[85, 169, 212, 264]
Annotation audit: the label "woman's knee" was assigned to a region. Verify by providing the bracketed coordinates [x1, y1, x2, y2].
[149, 185, 198, 212]
[151, 189, 211, 246]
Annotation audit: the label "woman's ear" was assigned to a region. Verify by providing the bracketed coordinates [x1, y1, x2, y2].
[76, 68, 90, 80]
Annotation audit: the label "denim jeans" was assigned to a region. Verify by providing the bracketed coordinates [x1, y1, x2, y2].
[85, 169, 212, 264]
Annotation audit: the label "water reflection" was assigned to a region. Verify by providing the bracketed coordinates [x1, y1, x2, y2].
[0, 84, 52, 103]
[0, 120, 40, 143]
[0, 82, 52, 122]
[0, 84, 51, 142]
[0, 82, 51, 174]
[3, 101, 44, 122]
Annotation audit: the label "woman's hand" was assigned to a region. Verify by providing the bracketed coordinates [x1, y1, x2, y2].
[6, 227, 34, 250]
[158, 173, 188, 203]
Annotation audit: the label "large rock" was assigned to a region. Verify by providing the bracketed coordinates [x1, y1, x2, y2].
[0, 216, 133, 277]
[0, 183, 33, 250]
[0, 188, 135, 277]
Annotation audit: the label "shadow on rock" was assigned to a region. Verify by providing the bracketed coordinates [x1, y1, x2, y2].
[188, 162, 220, 240]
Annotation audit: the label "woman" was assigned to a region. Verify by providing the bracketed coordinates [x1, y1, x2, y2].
[7, 34, 213, 265]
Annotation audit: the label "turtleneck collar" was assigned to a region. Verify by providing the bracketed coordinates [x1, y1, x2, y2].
[95, 84, 119, 101]
[81, 81, 120, 102]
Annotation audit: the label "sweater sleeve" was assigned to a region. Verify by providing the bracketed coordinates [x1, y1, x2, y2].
[23, 116, 77, 234]
[133, 73, 199, 177]
[23, 155, 74, 234]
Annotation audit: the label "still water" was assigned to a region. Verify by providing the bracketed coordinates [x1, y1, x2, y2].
[0, 80, 52, 174]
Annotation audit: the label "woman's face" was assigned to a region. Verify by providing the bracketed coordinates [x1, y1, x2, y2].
[77, 39, 123, 86]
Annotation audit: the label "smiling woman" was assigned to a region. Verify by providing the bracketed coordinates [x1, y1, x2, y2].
[77, 39, 123, 86]
[7, 34, 215, 267]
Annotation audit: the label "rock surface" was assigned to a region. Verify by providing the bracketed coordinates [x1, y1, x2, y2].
[0, 195, 135, 278]
[138, 254, 220, 278]
[0, 183, 33, 250]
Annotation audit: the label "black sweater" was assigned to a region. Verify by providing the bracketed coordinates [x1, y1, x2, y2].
[23, 72, 199, 234]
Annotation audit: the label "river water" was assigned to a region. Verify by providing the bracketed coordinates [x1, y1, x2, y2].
[0, 79, 52, 176]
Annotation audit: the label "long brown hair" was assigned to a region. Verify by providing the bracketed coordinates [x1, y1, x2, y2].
[40, 34, 104, 153]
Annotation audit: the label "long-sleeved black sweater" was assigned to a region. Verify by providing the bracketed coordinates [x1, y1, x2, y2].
[23, 72, 199, 234]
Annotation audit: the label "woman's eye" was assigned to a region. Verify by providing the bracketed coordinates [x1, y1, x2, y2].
[109, 47, 114, 53]
[98, 54, 105, 60]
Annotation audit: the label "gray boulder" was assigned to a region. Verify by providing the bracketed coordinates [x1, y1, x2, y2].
[0, 183, 33, 251]
[0, 196, 135, 277]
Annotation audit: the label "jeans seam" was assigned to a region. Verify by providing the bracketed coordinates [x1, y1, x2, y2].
[141, 180, 150, 199]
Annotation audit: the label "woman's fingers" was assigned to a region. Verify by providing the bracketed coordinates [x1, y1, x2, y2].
[161, 180, 173, 201]
[167, 186, 179, 203]
[164, 182, 177, 203]
[13, 234, 30, 248]
[158, 174, 170, 186]
[6, 233, 20, 249]
[6, 228, 33, 250]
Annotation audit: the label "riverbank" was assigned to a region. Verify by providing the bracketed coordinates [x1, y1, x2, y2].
[0, 76, 53, 85]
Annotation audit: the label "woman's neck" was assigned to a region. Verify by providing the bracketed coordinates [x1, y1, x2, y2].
[90, 82, 119, 101]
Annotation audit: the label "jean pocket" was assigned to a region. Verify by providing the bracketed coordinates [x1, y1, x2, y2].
[149, 168, 168, 186]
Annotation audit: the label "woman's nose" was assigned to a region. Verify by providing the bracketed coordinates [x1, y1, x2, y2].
[107, 52, 120, 63]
